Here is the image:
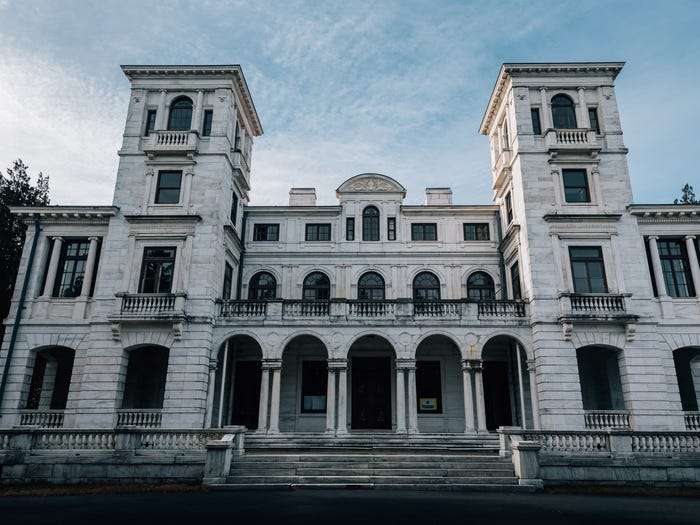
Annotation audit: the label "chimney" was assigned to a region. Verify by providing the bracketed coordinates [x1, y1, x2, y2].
[289, 188, 317, 206]
[425, 187, 452, 206]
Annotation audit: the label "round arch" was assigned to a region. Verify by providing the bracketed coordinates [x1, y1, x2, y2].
[550, 93, 577, 129]
[167, 95, 193, 131]
[343, 331, 400, 358]
[672, 346, 700, 414]
[413, 331, 463, 359]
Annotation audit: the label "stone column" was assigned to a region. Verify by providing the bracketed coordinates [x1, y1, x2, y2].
[462, 361, 475, 432]
[684, 236, 700, 296]
[407, 365, 418, 433]
[395, 366, 407, 433]
[79, 237, 100, 297]
[527, 359, 540, 430]
[325, 367, 336, 432]
[192, 90, 203, 132]
[257, 366, 270, 432]
[647, 236, 668, 297]
[539, 87, 551, 129]
[142, 168, 155, 212]
[473, 360, 487, 432]
[267, 365, 282, 433]
[204, 359, 218, 428]
[42, 237, 63, 297]
[217, 340, 230, 428]
[516, 345, 528, 430]
[337, 365, 348, 434]
[155, 89, 167, 130]
[577, 87, 590, 128]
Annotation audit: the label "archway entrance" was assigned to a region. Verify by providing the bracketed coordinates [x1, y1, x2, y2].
[348, 335, 395, 430]
[673, 347, 700, 430]
[215, 335, 262, 429]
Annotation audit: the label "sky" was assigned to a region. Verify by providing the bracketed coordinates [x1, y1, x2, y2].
[0, 0, 698, 206]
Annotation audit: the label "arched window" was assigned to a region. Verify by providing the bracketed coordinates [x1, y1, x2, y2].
[303, 272, 330, 301]
[362, 206, 380, 241]
[551, 94, 577, 129]
[248, 272, 277, 300]
[167, 96, 193, 131]
[358, 272, 385, 300]
[413, 271, 440, 301]
[467, 271, 495, 301]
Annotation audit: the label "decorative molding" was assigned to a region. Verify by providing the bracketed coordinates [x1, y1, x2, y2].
[543, 214, 622, 223]
[336, 173, 406, 196]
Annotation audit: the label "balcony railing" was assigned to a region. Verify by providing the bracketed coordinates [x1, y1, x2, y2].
[477, 300, 526, 318]
[685, 411, 700, 431]
[413, 300, 463, 318]
[283, 300, 330, 318]
[143, 130, 198, 155]
[584, 410, 631, 430]
[118, 293, 186, 317]
[348, 300, 396, 318]
[116, 409, 163, 429]
[569, 293, 626, 313]
[18, 409, 65, 428]
[219, 300, 267, 318]
[544, 128, 599, 151]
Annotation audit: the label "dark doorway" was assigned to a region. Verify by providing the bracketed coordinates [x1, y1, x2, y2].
[351, 356, 391, 429]
[483, 361, 512, 431]
[231, 361, 261, 430]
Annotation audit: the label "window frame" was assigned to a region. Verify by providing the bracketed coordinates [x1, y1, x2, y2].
[300, 360, 327, 414]
[387, 217, 396, 241]
[144, 109, 157, 137]
[154, 170, 182, 205]
[53, 238, 91, 298]
[562, 168, 591, 204]
[412, 271, 441, 302]
[657, 238, 695, 298]
[551, 93, 577, 129]
[510, 260, 522, 300]
[357, 271, 386, 301]
[202, 109, 213, 137]
[222, 261, 233, 300]
[411, 223, 438, 241]
[531, 107, 542, 135]
[416, 360, 443, 414]
[346, 217, 355, 241]
[505, 192, 513, 225]
[167, 96, 193, 131]
[252, 223, 280, 242]
[588, 107, 600, 134]
[467, 271, 495, 301]
[138, 246, 177, 294]
[302, 272, 331, 301]
[362, 206, 380, 241]
[248, 271, 278, 300]
[230, 191, 238, 225]
[305, 223, 331, 242]
[569, 246, 609, 294]
[463, 223, 490, 241]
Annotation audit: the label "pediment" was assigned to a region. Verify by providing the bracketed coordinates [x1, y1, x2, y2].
[336, 173, 406, 196]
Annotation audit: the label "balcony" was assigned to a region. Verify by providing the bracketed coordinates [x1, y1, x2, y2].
[544, 128, 600, 155]
[560, 293, 637, 340]
[109, 293, 187, 341]
[584, 410, 631, 430]
[283, 300, 330, 318]
[18, 409, 65, 429]
[477, 300, 526, 318]
[685, 411, 700, 431]
[116, 409, 163, 429]
[220, 300, 267, 318]
[142, 130, 198, 157]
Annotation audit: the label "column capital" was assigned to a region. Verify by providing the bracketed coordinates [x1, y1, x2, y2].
[396, 358, 416, 370]
[647, 235, 659, 241]
[51, 236, 64, 242]
[262, 359, 282, 370]
[526, 358, 536, 371]
[684, 235, 697, 241]
[463, 359, 483, 371]
[88, 236, 100, 242]
[539, 86, 547, 93]
[328, 358, 347, 370]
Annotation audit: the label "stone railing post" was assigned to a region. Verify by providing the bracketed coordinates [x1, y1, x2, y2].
[266, 300, 283, 320]
[497, 426, 522, 457]
[203, 434, 235, 485]
[608, 430, 633, 456]
[511, 440, 543, 489]
[329, 299, 347, 320]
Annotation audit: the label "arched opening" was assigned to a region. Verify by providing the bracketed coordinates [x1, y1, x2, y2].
[672, 347, 700, 430]
[551, 94, 577, 129]
[167, 96, 193, 131]
[25, 347, 75, 424]
[348, 335, 396, 430]
[121, 346, 169, 410]
[280, 335, 329, 432]
[415, 335, 464, 433]
[213, 335, 263, 429]
[576, 346, 628, 429]
[248, 271, 277, 300]
[302, 271, 330, 301]
[467, 271, 495, 301]
[357, 271, 385, 300]
[482, 336, 532, 431]
[362, 206, 380, 241]
[413, 271, 441, 315]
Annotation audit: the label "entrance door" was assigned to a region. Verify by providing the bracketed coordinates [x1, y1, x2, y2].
[483, 361, 512, 431]
[230, 360, 261, 430]
[351, 357, 391, 429]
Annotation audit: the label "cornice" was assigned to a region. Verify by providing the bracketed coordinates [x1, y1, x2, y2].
[247, 206, 342, 216]
[123, 214, 202, 224]
[543, 213, 622, 223]
[10, 206, 118, 225]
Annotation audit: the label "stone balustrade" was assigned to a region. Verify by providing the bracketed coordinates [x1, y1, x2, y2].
[544, 128, 599, 151]
[283, 300, 330, 318]
[569, 293, 626, 313]
[684, 411, 700, 431]
[117, 293, 186, 317]
[478, 300, 527, 318]
[584, 410, 631, 430]
[18, 409, 65, 428]
[219, 300, 267, 318]
[348, 300, 397, 318]
[143, 130, 198, 155]
[116, 409, 163, 429]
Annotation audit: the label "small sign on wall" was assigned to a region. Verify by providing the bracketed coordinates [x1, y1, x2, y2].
[419, 398, 438, 411]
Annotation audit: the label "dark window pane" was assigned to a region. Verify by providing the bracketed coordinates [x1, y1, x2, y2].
[413, 272, 440, 301]
[155, 171, 182, 204]
[467, 271, 495, 301]
[253, 224, 279, 241]
[510, 261, 522, 300]
[202, 109, 213, 136]
[139, 247, 176, 293]
[362, 206, 380, 241]
[145, 109, 157, 136]
[505, 193, 513, 224]
[562, 169, 590, 203]
[222, 262, 233, 299]
[346, 217, 355, 241]
[248, 272, 277, 300]
[411, 223, 437, 241]
[569, 246, 608, 294]
[167, 97, 193, 131]
[417, 361, 442, 413]
[464, 223, 490, 241]
[303, 272, 330, 301]
[551, 94, 577, 129]
[387, 217, 396, 241]
[588, 108, 600, 134]
[53, 239, 91, 298]
[358, 272, 385, 300]
[305, 224, 331, 242]
[531, 108, 542, 135]
[230, 192, 238, 224]
[657, 239, 694, 297]
[301, 361, 327, 413]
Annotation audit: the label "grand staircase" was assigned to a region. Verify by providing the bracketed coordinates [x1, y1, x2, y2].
[209, 432, 532, 492]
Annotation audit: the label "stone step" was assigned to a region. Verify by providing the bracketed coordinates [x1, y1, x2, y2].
[236, 453, 506, 462]
[224, 475, 520, 485]
[209, 483, 535, 493]
[230, 468, 515, 477]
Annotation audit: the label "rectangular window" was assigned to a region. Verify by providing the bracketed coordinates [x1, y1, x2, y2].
[416, 361, 442, 414]
[588, 107, 600, 134]
[144, 109, 157, 136]
[562, 169, 590, 203]
[53, 239, 90, 298]
[139, 247, 176, 294]
[463, 223, 490, 241]
[234, 121, 241, 150]
[230, 191, 238, 224]
[301, 361, 327, 413]
[253, 224, 279, 241]
[202, 109, 213, 137]
[510, 260, 522, 300]
[569, 246, 608, 294]
[531, 108, 542, 135]
[305, 223, 331, 242]
[505, 192, 513, 224]
[411, 223, 437, 241]
[222, 262, 233, 300]
[154, 170, 182, 204]
[658, 239, 695, 297]
[346, 217, 355, 241]
[387, 217, 396, 241]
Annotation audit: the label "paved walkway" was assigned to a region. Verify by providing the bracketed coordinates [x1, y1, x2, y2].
[1, 489, 699, 524]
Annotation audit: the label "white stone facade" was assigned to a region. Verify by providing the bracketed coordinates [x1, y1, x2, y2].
[1, 62, 699, 441]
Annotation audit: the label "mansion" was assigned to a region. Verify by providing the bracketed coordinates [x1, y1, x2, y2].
[1, 61, 700, 451]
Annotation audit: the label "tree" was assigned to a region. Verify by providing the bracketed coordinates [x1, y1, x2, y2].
[0, 159, 50, 344]
[674, 184, 698, 205]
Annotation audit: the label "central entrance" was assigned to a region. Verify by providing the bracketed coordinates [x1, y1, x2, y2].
[351, 356, 391, 429]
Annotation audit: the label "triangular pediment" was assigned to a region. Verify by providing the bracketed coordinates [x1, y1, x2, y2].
[336, 173, 406, 196]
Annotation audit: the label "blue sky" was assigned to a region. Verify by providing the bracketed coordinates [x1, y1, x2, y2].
[0, 0, 698, 206]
